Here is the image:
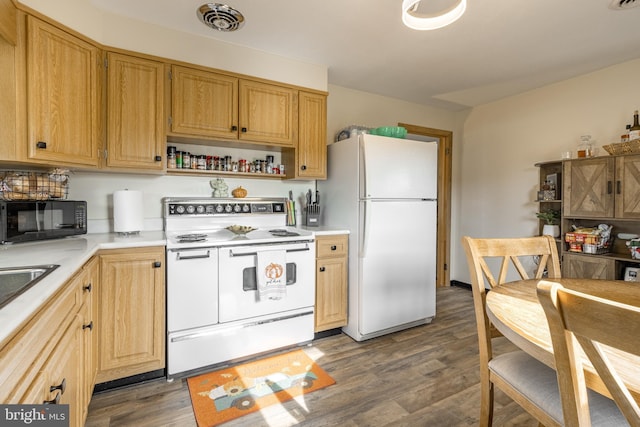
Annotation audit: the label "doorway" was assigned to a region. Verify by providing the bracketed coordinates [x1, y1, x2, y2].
[398, 123, 452, 287]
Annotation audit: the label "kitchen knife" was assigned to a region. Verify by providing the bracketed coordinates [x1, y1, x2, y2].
[315, 190, 320, 206]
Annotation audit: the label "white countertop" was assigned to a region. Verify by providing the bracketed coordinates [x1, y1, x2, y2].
[0, 231, 166, 345]
[0, 227, 348, 346]
[298, 226, 350, 235]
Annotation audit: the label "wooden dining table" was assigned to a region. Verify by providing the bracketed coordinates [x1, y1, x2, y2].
[485, 277, 640, 403]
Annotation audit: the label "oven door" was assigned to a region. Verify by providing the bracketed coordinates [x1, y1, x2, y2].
[167, 247, 219, 332]
[218, 241, 315, 323]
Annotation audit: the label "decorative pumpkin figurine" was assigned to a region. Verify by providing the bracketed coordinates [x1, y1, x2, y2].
[232, 186, 247, 198]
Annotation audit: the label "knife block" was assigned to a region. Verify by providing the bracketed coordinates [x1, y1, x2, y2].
[305, 205, 321, 227]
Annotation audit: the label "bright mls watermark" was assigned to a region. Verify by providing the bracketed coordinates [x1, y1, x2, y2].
[1, 405, 68, 426]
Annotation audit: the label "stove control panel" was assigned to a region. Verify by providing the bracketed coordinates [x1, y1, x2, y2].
[166, 201, 285, 216]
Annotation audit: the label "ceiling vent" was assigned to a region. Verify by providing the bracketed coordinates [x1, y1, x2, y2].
[197, 3, 244, 32]
[609, 0, 639, 10]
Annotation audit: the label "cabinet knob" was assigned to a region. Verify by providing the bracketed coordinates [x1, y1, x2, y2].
[83, 321, 94, 331]
[301, 165, 307, 171]
[331, 245, 337, 251]
[241, 127, 247, 133]
[319, 266, 325, 272]
[36, 141, 47, 149]
[43, 393, 61, 405]
[49, 378, 66, 395]
[83, 283, 92, 292]
[155, 155, 162, 162]
[153, 261, 162, 268]
[231, 125, 238, 131]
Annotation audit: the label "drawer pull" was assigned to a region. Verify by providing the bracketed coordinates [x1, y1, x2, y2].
[49, 378, 66, 395]
[331, 245, 337, 251]
[241, 127, 247, 133]
[83, 283, 92, 292]
[83, 321, 94, 331]
[231, 125, 238, 131]
[319, 266, 326, 272]
[43, 393, 61, 405]
[154, 155, 162, 162]
[36, 141, 47, 149]
[153, 261, 162, 268]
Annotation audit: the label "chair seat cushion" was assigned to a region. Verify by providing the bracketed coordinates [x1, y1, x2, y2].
[489, 350, 628, 426]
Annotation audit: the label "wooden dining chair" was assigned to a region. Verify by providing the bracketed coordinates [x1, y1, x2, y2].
[537, 280, 638, 426]
[462, 235, 563, 427]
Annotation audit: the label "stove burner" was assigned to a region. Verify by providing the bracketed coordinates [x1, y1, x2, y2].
[269, 229, 300, 237]
[176, 233, 208, 243]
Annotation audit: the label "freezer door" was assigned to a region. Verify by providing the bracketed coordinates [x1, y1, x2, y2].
[360, 134, 437, 199]
[359, 199, 436, 336]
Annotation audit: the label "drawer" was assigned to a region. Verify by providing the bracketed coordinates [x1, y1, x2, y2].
[316, 234, 348, 258]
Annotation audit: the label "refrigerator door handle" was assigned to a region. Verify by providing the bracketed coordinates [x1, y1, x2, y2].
[361, 199, 370, 258]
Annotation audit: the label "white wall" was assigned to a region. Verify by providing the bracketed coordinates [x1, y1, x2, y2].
[17, 0, 327, 91]
[454, 58, 640, 283]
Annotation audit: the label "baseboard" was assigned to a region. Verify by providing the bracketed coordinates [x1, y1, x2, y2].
[450, 280, 471, 290]
[93, 369, 165, 394]
[314, 328, 342, 340]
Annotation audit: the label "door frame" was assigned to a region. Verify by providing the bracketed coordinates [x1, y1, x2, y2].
[398, 123, 452, 287]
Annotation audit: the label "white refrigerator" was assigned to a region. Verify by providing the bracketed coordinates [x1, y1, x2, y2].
[319, 134, 437, 341]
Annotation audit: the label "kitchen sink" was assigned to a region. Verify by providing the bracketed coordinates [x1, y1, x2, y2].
[0, 265, 60, 309]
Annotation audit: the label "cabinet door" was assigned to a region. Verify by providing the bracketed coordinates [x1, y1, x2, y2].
[239, 80, 296, 146]
[170, 65, 238, 139]
[315, 257, 348, 332]
[45, 315, 84, 427]
[106, 52, 165, 170]
[562, 253, 615, 280]
[297, 91, 327, 179]
[26, 16, 99, 167]
[315, 234, 348, 332]
[97, 247, 165, 383]
[82, 257, 99, 396]
[615, 154, 640, 219]
[563, 157, 614, 218]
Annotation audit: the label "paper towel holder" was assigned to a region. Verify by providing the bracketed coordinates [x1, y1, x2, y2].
[113, 189, 144, 236]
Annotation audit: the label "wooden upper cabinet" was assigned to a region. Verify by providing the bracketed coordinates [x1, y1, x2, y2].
[238, 80, 296, 146]
[564, 157, 615, 218]
[26, 16, 99, 167]
[106, 52, 165, 170]
[296, 91, 327, 179]
[615, 154, 640, 219]
[170, 64, 238, 139]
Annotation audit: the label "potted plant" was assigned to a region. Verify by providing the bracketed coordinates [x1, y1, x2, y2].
[536, 209, 560, 237]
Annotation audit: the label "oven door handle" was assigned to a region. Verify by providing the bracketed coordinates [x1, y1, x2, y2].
[229, 246, 310, 257]
[175, 250, 211, 260]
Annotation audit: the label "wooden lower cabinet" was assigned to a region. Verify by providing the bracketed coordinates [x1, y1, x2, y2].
[96, 246, 166, 383]
[562, 252, 616, 280]
[0, 258, 95, 427]
[315, 234, 348, 332]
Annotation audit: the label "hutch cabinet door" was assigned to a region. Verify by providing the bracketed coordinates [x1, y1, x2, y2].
[563, 157, 614, 218]
[562, 253, 615, 280]
[615, 154, 640, 219]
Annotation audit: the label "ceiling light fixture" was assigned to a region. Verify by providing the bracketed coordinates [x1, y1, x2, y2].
[402, 0, 467, 31]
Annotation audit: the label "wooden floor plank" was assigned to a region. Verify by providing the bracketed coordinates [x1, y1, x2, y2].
[86, 287, 537, 426]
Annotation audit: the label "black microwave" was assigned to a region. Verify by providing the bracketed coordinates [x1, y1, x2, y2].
[0, 200, 87, 244]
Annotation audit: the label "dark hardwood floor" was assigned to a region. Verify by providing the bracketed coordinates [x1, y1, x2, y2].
[86, 286, 538, 426]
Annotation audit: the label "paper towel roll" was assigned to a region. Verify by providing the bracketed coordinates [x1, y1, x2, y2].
[113, 190, 143, 234]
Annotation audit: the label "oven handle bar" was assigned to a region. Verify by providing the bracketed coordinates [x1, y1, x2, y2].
[170, 310, 314, 342]
[228, 246, 310, 257]
[174, 249, 212, 260]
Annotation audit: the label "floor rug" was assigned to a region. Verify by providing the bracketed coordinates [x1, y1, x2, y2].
[187, 349, 336, 426]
